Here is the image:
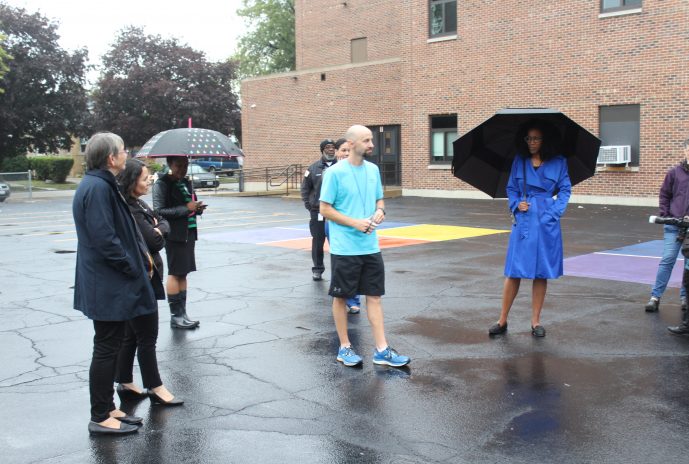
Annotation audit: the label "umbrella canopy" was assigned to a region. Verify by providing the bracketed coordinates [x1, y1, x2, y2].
[451, 108, 601, 198]
[136, 128, 244, 158]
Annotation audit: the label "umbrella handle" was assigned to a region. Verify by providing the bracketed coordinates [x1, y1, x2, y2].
[522, 156, 527, 200]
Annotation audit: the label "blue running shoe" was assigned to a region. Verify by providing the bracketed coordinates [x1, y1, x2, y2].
[373, 346, 410, 367]
[337, 346, 363, 367]
[346, 304, 360, 314]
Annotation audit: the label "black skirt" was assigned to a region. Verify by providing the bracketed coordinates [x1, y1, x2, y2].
[165, 229, 197, 276]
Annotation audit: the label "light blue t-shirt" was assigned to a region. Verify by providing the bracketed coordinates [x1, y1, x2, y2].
[320, 159, 384, 256]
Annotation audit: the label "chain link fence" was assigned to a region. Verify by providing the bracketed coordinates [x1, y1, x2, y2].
[0, 171, 32, 202]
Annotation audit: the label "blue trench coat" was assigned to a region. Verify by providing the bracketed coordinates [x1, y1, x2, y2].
[504, 155, 572, 279]
[72, 170, 157, 321]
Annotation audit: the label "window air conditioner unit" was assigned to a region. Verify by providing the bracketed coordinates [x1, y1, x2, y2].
[597, 145, 631, 165]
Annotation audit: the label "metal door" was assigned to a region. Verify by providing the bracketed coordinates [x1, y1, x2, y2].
[366, 125, 401, 186]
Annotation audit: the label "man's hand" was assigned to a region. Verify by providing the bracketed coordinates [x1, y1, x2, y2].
[355, 218, 378, 234]
[517, 201, 530, 212]
[371, 208, 385, 224]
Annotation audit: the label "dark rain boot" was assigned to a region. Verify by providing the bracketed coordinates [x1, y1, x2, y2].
[179, 290, 199, 327]
[169, 293, 197, 330]
[668, 309, 689, 334]
[669, 271, 689, 334]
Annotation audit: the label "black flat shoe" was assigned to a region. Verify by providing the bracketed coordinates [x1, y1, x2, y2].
[488, 322, 507, 335]
[88, 421, 139, 435]
[116, 384, 148, 401]
[149, 390, 184, 406]
[113, 414, 143, 425]
[531, 325, 546, 337]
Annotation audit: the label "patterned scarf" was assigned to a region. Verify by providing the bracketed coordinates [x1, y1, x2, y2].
[175, 180, 197, 229]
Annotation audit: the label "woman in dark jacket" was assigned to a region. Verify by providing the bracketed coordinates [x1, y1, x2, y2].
[73, 133, 156, 435]
[152, 156, 205, 329]
[115, 158, 183, 406]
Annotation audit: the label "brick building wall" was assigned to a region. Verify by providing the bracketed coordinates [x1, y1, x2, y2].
[242, 0, 689, 203]
[243, 0, 410, 171]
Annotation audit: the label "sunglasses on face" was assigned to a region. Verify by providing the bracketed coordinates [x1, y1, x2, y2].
[524, 136, 543, 143]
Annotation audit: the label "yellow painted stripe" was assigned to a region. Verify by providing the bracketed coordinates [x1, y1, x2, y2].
[377, 224, 508, 242]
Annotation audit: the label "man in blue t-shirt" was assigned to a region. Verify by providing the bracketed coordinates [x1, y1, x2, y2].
[319, 125, 410, 368]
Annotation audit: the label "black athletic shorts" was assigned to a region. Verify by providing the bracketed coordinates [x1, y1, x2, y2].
[328, 252, 385, 298]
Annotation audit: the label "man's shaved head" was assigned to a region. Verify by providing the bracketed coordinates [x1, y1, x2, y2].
[344, 125, 374, 159]
[344, 125, 371, 143]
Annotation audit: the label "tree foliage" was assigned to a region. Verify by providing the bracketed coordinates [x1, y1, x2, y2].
[92, 27, 241, 148]
[0, 33, 11, 93]
[233, 0, 295, 78]
[0, 5, 90, 159]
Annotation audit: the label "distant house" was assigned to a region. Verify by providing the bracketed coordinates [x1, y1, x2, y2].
[28, 136, 85, 177]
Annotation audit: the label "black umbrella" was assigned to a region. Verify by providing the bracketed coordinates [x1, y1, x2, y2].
[136, 128, 244, 159]
[451, 108, 601, 198]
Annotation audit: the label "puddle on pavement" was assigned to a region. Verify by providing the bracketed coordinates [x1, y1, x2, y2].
[403, 316, 489, 345]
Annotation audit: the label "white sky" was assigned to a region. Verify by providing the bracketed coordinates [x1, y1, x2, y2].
[4, 0, 247, 83]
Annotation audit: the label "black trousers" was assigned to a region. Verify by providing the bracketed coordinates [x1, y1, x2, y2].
[115, 311, 163, 390]
[90, 320, 126, 423]
[309, 211, 327, 273]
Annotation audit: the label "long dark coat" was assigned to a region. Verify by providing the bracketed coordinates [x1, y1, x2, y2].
[126, 197, 168, 300]
[504, 155, 572, 279]
[72, 170, 157, 321]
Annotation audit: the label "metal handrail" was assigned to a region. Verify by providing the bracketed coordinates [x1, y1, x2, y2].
[236, 162, 400, 194]
[237, 164, 303, 193]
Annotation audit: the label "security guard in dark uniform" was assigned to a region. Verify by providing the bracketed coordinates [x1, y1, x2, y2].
[301, 139, 337, 280]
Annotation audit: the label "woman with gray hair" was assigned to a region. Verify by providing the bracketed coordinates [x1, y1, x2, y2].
[73, 133, 157, 435]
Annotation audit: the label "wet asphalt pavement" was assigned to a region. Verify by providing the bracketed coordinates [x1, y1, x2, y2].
[1, 192, 688, 464]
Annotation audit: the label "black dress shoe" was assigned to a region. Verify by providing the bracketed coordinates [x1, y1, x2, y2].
[149, 390, 184, 406]
[668, 324, 689, 335]
[88, 421, 139, 435]
[116, 384, 148, 401]
[488, 322, 507, 335]
[531, 325, 546, 337]
[113, 414, 143, 425]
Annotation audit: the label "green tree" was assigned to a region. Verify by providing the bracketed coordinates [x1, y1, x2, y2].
[0, 33, 11, 93]
[0, 5, 90, 160]
[92, 27, 241, 148]
[233, 0, 295, 78]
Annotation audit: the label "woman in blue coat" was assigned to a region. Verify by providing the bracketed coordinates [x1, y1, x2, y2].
[488, 122, 572, 337]
[73, 133, 157, 435]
